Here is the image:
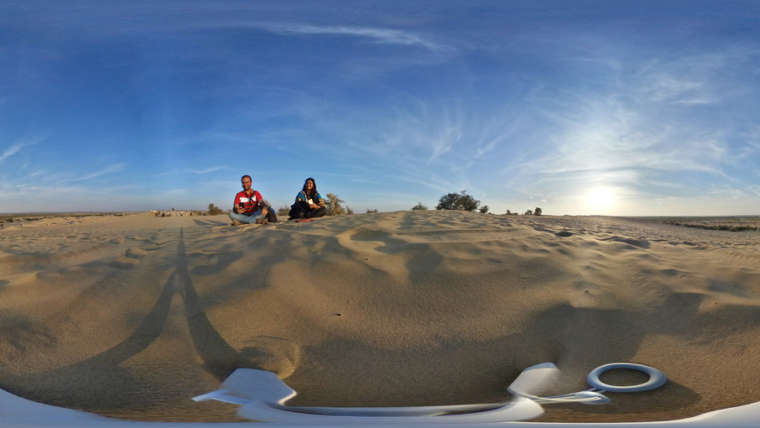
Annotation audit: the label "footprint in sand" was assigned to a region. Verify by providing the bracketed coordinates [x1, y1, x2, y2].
[110, 257, 140, 269]
[108, 247, 149, 268]
[35, 270, 65, 281]
[125, 247, 148, 259]
[237, 336, 302, 378]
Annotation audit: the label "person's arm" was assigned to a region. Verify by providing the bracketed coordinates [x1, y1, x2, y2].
[303, 192, 318, 209]
[255, 191, 268, 214]
[233, 194, 242, 214]
[316, 193, 326, 208]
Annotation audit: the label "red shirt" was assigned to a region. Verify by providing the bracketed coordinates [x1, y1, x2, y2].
[234, 190, 263, 214]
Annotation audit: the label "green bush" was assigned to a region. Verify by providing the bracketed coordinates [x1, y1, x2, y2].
[326, 193, 346, 216]
[436, 191, 480, 211]
[412, 202, 428, 210]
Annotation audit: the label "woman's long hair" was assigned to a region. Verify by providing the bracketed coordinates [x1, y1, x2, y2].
[302, 177, 318, 198]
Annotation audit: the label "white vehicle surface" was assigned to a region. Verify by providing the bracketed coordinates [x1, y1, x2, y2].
[3, 362, 759, 427]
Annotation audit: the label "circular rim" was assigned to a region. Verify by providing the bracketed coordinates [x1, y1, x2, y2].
[587, 363, 667, 393]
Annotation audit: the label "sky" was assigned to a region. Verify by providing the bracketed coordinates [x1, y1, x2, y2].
[1, 0, 759, 215]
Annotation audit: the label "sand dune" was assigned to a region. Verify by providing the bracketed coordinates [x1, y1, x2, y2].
[1, 211, 759, 422]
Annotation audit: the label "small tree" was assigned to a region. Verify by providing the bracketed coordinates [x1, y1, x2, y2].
[412, 202, 428, 210]
[524, 209, 533, 216]
[534, 207, 542, 216]
[366, 209, 378, 214]
[479, 205, 489, 214]
[436, 190, 480, 211]
[326, 193, 346, 216]
[208, 203, 223, 215]
[346, 206, 354, 215]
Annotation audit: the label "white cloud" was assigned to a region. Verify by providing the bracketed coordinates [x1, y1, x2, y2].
[0, 140, 38, 163]
[189, 166, 226, 174]
[66, 163, 126, 183]
[498, 87, 748, 214]
[643, 73, 710, 104]
[156, 166, 229, 177]
[256, 22, 448, 52]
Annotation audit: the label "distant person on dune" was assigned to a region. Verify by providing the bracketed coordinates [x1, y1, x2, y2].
[230, 175, 276, 225]
[289, 177, 326, 220]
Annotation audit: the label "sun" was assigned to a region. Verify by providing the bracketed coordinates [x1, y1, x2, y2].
[584, 186, 617, 214]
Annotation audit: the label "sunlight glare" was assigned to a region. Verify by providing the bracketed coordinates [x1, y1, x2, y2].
[584, 186, 617, 214]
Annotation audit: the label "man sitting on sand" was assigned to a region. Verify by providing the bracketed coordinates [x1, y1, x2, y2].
[230, 174, 275, 225]
[289, 177, 327, 220]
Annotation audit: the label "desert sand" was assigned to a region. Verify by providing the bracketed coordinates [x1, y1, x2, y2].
[1, 211, 759, 423]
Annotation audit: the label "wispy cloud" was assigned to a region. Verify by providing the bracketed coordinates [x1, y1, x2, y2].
[255, 22, 448, 52]
[189, 166, 226, 174]
[502, 90, 737, 206]
[157, 165, 228, 177]
[66, 163, 126, 183]
[642, 73, 712, 105]
[0, 140, 38, 163]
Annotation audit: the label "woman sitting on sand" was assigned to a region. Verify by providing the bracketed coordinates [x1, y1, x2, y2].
[289, 177, 326, 220]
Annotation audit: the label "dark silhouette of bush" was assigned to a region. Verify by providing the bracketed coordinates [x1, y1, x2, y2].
[524, 209, 533, 216]
[412, 202, 428, 210]
[208, 203, 224, 215]
[534, 207, 542, 216]
[436, 191, 480, 211]
[479, 205, 489, 214]
[366, 209, 378, 214]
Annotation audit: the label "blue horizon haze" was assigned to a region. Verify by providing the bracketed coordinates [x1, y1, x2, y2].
[2, 1, 759, 216]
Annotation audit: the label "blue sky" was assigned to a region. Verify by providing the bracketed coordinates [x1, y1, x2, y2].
[1, 0, 759, 215]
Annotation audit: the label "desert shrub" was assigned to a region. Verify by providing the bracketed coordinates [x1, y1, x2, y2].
[346, 206, 354, 215]
[524, 209, 533, 216]
[208, 203, 224, 215]
[479, 205, 489, 214]
[366, 209, 378, 214]
[436, 191, 480, 211]
[326, 193, 346, 216]
[412, 202, 428, 210]
[277, 205, 290, 217]
[534, 207, 542, 216]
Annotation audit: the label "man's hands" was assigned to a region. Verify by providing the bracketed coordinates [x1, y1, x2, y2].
[235, 204, 268, 216]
